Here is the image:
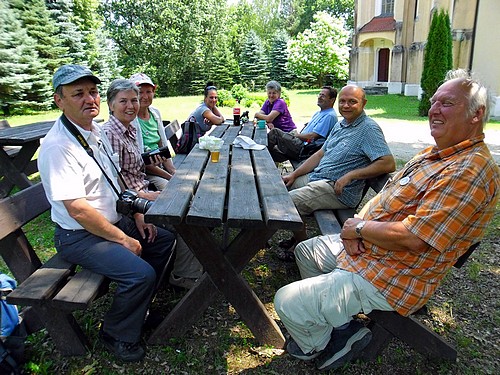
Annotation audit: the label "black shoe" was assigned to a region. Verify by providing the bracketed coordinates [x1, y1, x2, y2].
[286, 338, 322, 361]
[315, 320, 372, 371]
[277, 249, 296, 262]
[98, 328, 145, 362]
[278, 236, 296, 249]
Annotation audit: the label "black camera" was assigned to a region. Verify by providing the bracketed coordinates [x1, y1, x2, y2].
[241, 110, 250, 123]
[116, 189, 153, 216]
[141, 146, 171, 165]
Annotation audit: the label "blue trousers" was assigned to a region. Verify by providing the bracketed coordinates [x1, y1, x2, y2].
[54, 216, 175, 343]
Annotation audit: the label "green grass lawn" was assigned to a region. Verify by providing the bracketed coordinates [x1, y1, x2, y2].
[5, 90, 500, 129]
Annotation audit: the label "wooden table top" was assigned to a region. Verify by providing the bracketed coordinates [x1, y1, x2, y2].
[0, 118, 105, 146]
[146, 121, 302, 231]
[0, 121, 54, 146]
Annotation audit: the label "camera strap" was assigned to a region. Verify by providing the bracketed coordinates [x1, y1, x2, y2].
[59, 114, 128, 197]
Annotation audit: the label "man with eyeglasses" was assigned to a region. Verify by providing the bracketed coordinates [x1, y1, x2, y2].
[267, 86, 338, 163]
[274, 70, 499, 370]
[277, 85, 395, 260]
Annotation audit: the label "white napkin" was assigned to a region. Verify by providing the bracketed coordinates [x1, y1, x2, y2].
[233, 135, 266, 150]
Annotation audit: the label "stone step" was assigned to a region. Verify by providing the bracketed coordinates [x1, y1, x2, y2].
[364, 86, 388, 95]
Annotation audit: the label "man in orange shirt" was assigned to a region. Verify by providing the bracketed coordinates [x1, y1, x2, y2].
[274, 69, 500, 371]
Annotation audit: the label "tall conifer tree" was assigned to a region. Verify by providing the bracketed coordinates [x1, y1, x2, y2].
[239, 31, 269, 90]
[0, 1, 45, 114]
[270, 30, 294, 87]
[419, 10, 453, 116]
[47, 0, 88, 65]
[11, 0, 64, 109]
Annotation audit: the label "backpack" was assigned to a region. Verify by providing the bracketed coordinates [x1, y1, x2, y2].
[0, 340, 20, 375]
[0, 274, 22, 374]
[0, 274, 18, 339]
[298, 138, 326, 161]
[175, 117, 203, 154]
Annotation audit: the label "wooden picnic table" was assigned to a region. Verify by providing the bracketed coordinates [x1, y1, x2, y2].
[0, 120, 54, 198]
[145, 121, 302, 348]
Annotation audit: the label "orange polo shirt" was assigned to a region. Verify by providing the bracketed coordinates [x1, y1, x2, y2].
[337, 135, 500, 316]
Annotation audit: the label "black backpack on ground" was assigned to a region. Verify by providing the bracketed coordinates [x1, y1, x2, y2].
[0, 339, 21, 375]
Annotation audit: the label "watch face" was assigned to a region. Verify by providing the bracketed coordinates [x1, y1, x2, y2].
[356, 221, 365, 237]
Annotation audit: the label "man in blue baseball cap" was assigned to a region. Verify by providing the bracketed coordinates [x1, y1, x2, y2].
[52, 64, 101, 91]
[38, 64, 175, 362]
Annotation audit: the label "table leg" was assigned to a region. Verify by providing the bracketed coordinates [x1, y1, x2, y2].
[150, 227, 265, 343]
[148, 226, 285, 348]
[0, 229, 42, 283]
[0, 142, 39, 197]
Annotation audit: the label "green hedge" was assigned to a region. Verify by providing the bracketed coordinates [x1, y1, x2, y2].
[217, 85, 290, 108]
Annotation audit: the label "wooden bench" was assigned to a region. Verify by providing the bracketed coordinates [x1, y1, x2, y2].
[2, 183, 109, 356]
[359, 242, 479, 362]
[298, 171, 478, 362]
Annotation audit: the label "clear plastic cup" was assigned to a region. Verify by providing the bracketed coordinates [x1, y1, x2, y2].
[211, 150, 220, 162]
[207, 137, 223, 162]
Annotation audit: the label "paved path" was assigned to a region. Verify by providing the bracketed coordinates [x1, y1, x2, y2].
[376, 119, 500, 163]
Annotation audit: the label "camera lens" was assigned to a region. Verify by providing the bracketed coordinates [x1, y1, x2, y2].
[132, 197, 153, 214]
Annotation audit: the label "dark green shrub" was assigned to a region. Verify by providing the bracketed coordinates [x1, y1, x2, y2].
[217, 89, 236, 107]
[281, 88, 290, 107]
[231, 84, 249, 102]
[240, 96, 261, 108]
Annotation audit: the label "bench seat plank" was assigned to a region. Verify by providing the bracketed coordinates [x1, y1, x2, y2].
[313, 210, 342, 235]
[52, 269, 108, 311]
[363, 310, 457, 361]
[7, 254, 74, 306]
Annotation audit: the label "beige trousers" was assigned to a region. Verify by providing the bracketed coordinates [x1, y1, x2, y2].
[274, 234, 393, 354]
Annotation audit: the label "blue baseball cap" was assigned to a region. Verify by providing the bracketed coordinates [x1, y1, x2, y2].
[52, 64, 101, 90]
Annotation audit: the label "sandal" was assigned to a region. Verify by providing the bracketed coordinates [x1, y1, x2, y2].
[278, 236, 297, 250]
[277, 249, 296, 262]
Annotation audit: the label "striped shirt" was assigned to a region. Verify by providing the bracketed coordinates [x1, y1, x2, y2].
[103, 116, 149, 192]
[337, 135, 500, 316]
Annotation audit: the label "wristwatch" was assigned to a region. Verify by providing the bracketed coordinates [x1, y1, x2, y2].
[355, 221, 366, 238]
